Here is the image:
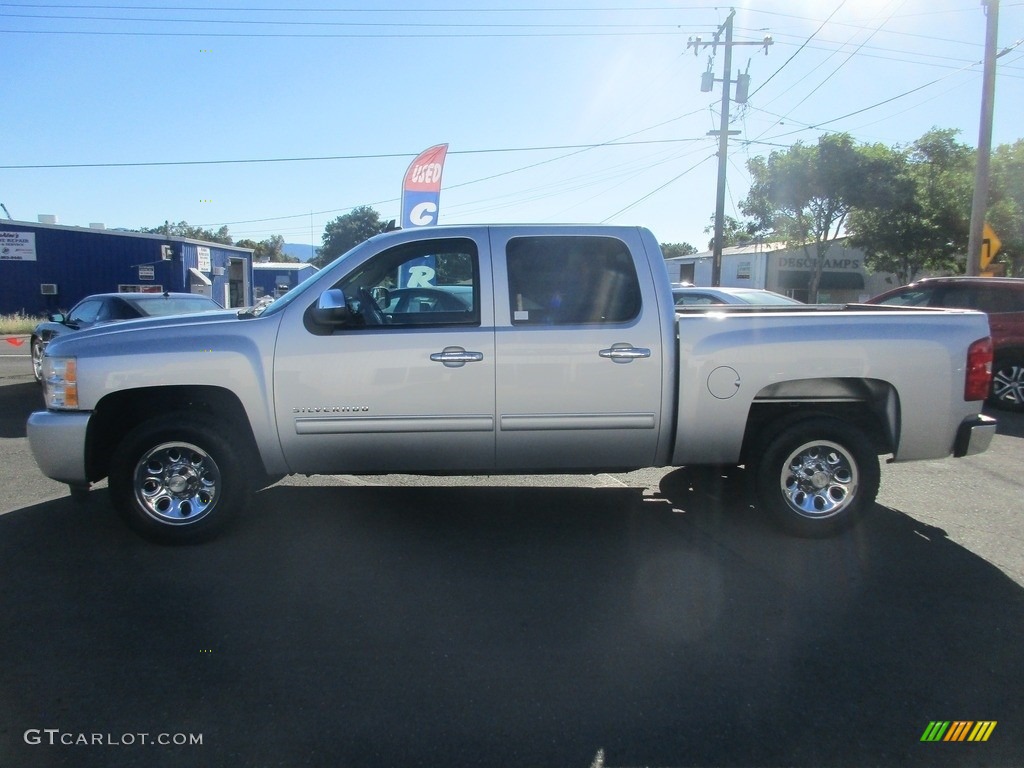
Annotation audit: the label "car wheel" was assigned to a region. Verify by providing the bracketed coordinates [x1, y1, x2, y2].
[31, 337, 44, 383]
[990, 354, 1024, 412]
[109, 414, 250, 543]
[754, 417, 879, 537]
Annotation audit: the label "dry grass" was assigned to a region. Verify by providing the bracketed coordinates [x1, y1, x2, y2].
[0, 312, 43, 336]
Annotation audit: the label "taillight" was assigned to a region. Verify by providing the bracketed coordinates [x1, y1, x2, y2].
[965, 337, 993, 401]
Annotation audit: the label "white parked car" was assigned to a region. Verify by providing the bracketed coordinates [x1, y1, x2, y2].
[672, 285, 802, 307]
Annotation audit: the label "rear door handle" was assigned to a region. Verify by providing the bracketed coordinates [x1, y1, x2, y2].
[599, 344, 651, 363]
[430, 347, 484, 368]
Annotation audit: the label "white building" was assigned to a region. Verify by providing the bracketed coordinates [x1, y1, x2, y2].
[664, 238, 896, 303]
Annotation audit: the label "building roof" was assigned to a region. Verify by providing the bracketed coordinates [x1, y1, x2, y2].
[252, 262, 317, 271]
[2, 218, 255, 254]
[666, 241, 791, 262]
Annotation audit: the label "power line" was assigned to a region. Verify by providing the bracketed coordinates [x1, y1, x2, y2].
[600, 152, 718, 223]
[0, 137, 707, 171]
[761, 36, 1024, 75]
[751, 0, 908, 141]
[0, 3, 716, 10]
[0, 11, 696, 30]
[201, 116, 713, 229]
[751, 51, 989, 144]
[0, 27, 696, 38]
[747, 0, 847, 101]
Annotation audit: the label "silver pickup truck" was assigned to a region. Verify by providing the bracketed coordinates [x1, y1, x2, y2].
[28, 225, 996, 542]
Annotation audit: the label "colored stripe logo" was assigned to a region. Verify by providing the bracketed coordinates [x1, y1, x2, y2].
[921, 721, 997, 742]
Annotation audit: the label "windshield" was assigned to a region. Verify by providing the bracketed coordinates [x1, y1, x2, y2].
[254, 267, 326, 318]
[873, 289, 932, 307]
[731, 290, 802, 305]
[126, 297, 221, 316]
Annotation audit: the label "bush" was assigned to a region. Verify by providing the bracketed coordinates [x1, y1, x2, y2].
[0, 311, 43, 335]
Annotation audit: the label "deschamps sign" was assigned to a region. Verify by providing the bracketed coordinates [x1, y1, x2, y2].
[776, 254, 862, 271]
[0, 231, 37, 261]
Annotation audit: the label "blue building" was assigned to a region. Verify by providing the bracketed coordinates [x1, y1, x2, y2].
[0, 219, 254, 315]
[253, 261, 319, 300]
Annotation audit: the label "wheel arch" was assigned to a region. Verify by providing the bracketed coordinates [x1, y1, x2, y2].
[740, 377, 899, 464]
[86, 385, 265, 482]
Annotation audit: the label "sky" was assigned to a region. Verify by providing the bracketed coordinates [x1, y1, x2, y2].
[3, 1, 1024, 252]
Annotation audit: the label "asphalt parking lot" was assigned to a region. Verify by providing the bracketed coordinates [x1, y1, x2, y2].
[1, 344, 1022, 767]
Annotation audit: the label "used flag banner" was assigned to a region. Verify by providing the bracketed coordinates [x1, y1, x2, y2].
[401, 144, 448, 229]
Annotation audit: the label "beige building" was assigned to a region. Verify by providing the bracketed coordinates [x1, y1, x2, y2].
[664, 238, 898, 303]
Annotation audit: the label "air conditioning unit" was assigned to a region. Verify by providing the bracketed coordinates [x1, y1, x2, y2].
[40, 283, 58, 295]
[160, 245, 173, 260]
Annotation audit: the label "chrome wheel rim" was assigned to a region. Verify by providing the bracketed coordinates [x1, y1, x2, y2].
[31, 341, 43, 381]
[992, 362, 1024, 408]
[132, 441, 221, 525]
[779, 439, 858, 520]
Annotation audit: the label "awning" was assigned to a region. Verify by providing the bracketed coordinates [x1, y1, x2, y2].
[776, 271, 864, 290]
[188, 267, 212, 286]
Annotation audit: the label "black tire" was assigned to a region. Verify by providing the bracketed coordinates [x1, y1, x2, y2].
[109, 414, 250, 543]
[69, 484, 91, 504]
[754, 416, 880, 538]
[31, 337, 44, 383]
[989, 353, 1024, 412]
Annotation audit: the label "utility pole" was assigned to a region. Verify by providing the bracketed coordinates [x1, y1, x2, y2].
[688, 11, 771, 286]
[967, 0, 1000, 276]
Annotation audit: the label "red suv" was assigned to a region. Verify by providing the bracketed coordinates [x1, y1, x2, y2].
[867, 277, 1024, 411]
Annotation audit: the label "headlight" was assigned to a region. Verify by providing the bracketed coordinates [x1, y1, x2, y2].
[42, 356, 79, 410]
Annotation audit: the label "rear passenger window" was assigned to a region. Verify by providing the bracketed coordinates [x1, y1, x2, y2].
[976, 287, 1018, 314]
[506, 236, 641, 325]
[938, 286, 979, 310]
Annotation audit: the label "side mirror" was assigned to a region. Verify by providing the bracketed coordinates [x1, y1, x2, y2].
[313, 288, 352, 324]
[49, 313, 66, 324]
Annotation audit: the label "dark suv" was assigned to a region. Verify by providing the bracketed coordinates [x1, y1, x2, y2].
[867, 277, 1024, 411]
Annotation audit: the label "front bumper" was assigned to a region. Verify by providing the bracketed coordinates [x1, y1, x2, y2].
[27, 410, 92, 485]
[953, 413, 997, 458]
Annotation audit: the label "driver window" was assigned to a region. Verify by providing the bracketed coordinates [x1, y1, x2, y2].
[337, 238, 480, 328]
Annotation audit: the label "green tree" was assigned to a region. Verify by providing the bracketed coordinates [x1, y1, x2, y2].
[741, 133, 903, 302]
[139, 221, 233, 244]
[989, 139, 1024, 277]
[317, 205, 388, 268]
[660, 242, 698, 259]
[704, 214, 760, 250]
[848, 128, 973, 284]
[236, 234, 293, 263]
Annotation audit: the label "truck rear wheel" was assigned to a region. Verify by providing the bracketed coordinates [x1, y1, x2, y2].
[754, 417, 879, 537]
[109, 414, 249, 543]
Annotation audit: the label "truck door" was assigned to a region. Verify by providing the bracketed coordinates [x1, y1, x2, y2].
[272, 235, 496, 474]
[491, 229, 667, 470]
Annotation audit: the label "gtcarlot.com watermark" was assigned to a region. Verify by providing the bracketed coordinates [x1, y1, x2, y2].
[24, 729, 203, 747]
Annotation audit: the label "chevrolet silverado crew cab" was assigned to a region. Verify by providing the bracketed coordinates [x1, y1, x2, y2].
[28, 225, 996, 542]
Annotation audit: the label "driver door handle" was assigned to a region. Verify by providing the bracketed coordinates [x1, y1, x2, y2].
[599, 344, 651, 363]
[430, 347, 484, 368]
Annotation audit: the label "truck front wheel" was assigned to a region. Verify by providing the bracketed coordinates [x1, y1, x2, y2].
[754, 417, 880, 537]
[109, 414, 249, 543]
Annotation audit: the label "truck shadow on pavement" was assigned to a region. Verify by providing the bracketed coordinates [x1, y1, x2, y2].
[0, 381, 42, 438]
[0, 480, 1021, 768]
[991, 406, 1024, 438]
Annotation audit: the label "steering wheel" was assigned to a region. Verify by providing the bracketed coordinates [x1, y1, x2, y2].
[358, 287, 386, 326]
